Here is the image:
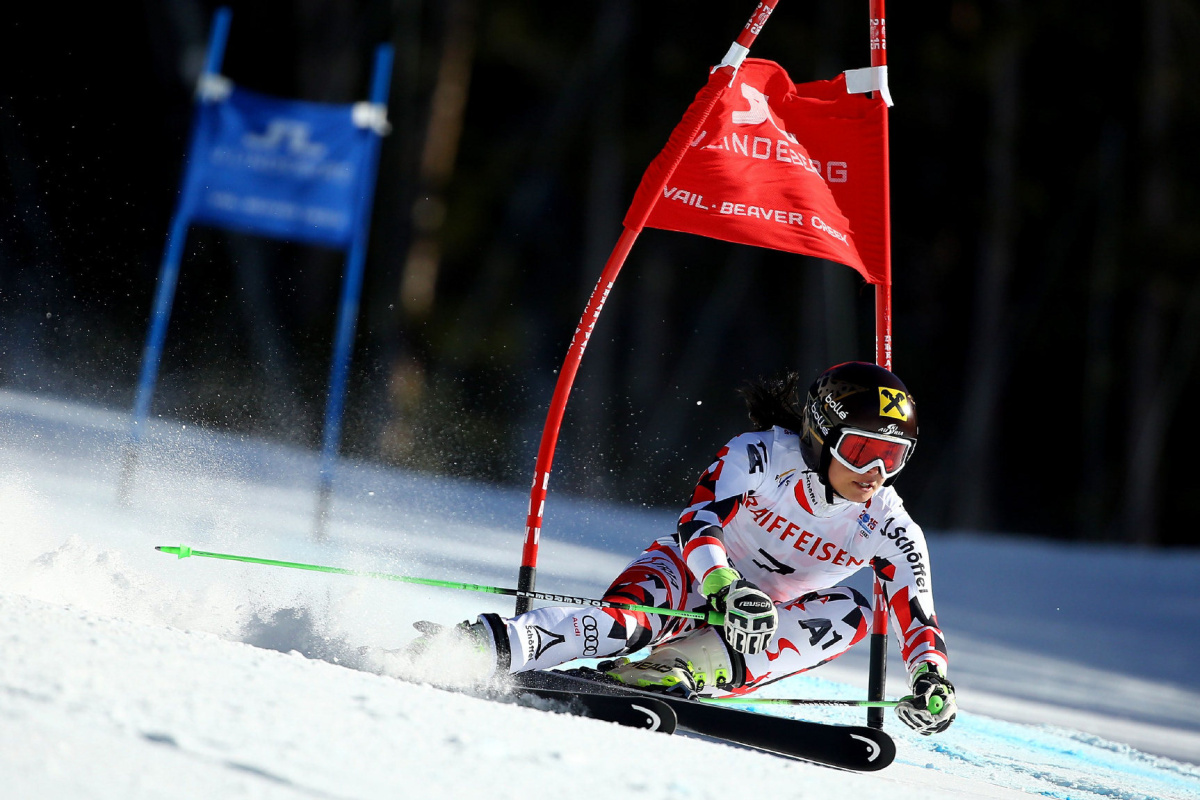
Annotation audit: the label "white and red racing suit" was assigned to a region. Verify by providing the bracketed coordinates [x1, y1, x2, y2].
[491, 426, 948, 693]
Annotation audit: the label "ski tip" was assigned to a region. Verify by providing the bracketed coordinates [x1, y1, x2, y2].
[155, 545, 193, 559]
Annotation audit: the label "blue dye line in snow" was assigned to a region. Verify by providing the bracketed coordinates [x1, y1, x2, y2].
[880, 711, 1197, 800]
[960, 713, 1200, 796]
[710, 674, 1197, 798]
[718, 677, 1197, 799]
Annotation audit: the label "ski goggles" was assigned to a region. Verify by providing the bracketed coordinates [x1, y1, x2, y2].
[831, 428, 913, 480]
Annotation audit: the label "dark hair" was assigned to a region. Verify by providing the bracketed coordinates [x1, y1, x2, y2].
[738, 372, 807, 432]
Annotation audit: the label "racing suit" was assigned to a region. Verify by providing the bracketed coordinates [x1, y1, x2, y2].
[491, 426, 948, 692]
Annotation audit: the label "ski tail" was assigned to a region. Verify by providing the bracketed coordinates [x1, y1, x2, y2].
[512, 686, 677, 734]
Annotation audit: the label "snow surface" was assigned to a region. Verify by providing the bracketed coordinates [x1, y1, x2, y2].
[2, 388, 1198, 799]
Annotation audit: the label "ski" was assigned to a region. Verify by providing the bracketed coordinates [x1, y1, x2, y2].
[379, 666, 677, 733]
[507, 686, 677, 733]
[368, 642, 678, 733]
[512, 668, 895, 771]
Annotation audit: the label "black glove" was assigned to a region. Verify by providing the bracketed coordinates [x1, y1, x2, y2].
[896, 664, 957, 735]
[703, 568, 778, 655]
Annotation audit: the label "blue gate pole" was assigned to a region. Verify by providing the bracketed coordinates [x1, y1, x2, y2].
[314, 44, 393, 538]
[119, 8, 233, 503]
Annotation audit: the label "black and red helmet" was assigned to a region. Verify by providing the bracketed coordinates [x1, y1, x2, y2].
[799, 362, 918, 487]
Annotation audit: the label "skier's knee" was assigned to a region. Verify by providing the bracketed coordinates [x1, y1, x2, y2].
[601, 607, 653, 653]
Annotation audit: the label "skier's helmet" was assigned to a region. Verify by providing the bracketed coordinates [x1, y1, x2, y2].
[799, 362, 918, 487]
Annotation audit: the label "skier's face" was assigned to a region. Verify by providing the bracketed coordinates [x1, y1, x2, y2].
[828, 457, 883, 503]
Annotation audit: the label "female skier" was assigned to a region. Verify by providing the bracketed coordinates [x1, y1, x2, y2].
[407, 361, 956, 735]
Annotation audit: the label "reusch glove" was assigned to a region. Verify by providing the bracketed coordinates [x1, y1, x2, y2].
[701, 567, 778, 655]
[896, 664, 957, 735]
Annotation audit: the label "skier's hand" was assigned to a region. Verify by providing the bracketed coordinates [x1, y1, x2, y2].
[702, 567, 778, 655]
[896, 664, 957, 735]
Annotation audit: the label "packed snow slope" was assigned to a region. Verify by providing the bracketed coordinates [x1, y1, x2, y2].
[1, 389, 1198, 799]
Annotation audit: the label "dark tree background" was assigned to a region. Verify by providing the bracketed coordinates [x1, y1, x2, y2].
[2, 1, 1197, 547]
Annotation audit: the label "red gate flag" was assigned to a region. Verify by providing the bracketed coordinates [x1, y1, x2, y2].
[624, 59, 889, 285]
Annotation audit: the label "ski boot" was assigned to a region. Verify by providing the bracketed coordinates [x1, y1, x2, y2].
[602, 626, 745, 698]
[379, 613, 510, 686]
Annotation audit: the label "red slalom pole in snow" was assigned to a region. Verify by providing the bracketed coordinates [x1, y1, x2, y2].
[514, 1, 782, 614]
[867, 0, 893, 731]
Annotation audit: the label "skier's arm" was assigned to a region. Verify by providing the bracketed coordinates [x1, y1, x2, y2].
[676, 433, 777, 654]
[869, 515, 949, 678]
[676, 433, 770, 587]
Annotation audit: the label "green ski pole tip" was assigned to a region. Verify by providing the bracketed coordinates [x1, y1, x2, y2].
[155, 545, 193, 559]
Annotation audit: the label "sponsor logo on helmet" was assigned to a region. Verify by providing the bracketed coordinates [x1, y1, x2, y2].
[879, 388, 910, 421]
[824, 396, 848, 420]
[810, 403, 830, 435]
[879, 423, 904, 436]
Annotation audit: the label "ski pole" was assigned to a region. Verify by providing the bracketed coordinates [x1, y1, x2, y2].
[155, 545, 723, 624]
[700, 697, 901, 709]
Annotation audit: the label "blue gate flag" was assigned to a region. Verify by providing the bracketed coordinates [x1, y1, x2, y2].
[185, 86, 379, 248]
[120, 4, 394, 533]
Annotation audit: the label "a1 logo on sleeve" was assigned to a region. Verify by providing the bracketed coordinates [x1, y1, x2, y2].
[878, 387, 911, 421]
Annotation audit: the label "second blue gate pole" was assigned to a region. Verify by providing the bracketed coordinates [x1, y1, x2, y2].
[313, 44, 393, 538]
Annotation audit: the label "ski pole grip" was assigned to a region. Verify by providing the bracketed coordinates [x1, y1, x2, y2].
[927, 694, 944, 716]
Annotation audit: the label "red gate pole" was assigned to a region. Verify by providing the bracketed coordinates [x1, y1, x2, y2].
[868, 0, 893, 730]
[515, 1, 782, 614]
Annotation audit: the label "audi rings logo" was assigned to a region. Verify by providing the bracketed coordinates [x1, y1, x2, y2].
[581, 616, 600, 657]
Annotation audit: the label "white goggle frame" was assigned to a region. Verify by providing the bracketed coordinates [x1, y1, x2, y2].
[830, 428, 913, 481]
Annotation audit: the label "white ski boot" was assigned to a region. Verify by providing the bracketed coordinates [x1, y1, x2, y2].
[376, 614, 510, 687]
